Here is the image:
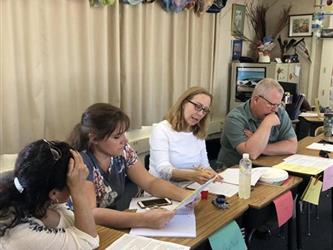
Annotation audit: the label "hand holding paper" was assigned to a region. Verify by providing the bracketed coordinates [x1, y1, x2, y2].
[175, 176, 217, 210]
[142, 208, 176, 229]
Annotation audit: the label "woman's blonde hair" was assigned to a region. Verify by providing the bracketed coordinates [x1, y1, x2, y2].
[165, 86, 213, 139]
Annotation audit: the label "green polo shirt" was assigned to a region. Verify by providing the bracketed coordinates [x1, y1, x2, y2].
[217, 100, 296, 167]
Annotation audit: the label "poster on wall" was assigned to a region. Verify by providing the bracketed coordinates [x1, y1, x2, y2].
[231, 40, 242, 60]
[231, 4, 246, 36]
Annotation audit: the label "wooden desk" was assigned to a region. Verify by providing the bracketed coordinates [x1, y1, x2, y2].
[248, 176, 302, 209]
[252, 135, 331, 250]
[245, 176, 302, 250]
[96, 177, 302, 250]
[97, 227, 125, 250]
[252, 135, 329, 168]
[97, 194, 248, 249]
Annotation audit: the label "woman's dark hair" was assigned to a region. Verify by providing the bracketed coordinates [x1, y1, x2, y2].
[68, 103, 130, 151]
[0, 140, 72, 236]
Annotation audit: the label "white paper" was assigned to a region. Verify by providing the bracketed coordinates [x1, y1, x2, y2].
[175, 176, 216, 210]
[129, 212, 196, 238]
[186, 168, 263, 197]
[106, 234, 190, 250]
[283, 154, 333, 170]
[306, 142, 333, 152]
[186, 181, 239, 197]
[299, 112, 323, 117]
[220, 168, 263, 186]
[205, 182, 239, 197]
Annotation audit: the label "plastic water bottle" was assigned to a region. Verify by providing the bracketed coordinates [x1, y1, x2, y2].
[324, 112, 333, 142]
[239, 153, 252, 199]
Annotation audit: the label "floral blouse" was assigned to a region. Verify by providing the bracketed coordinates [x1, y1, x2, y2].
[81, 144, 138, 209]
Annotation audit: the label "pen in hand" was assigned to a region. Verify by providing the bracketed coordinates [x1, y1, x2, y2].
[194, 166, 222, 183]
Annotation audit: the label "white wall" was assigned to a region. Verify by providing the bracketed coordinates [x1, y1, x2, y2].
[264, 0, 328, 105]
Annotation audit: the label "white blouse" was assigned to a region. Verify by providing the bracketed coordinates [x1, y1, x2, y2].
[0, 204, 99, 250]
[149, 120, 210, 180]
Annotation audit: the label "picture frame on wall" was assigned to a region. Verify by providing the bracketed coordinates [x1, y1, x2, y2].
[288, 14, 313, 37]
[232, 39, 243, 60]
[231, 4, 246, 36]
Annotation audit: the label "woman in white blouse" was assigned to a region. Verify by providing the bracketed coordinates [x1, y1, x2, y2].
[149, 86, 220, 185]
[0, 140, 99, 250]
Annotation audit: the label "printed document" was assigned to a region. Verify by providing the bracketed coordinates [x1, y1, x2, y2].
[283, 154, 333, 170]
[306, 142, 333, 152]
[129, 212, 196, 238]
[129, 197, 196, 237]
[106, 234, 190, 250]
[187, 168, 263, 197]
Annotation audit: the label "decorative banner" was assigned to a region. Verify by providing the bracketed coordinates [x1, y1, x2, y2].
[209, 220, 247, 250]
[273, 191, 293, 227]
[301, 177, 323, 205]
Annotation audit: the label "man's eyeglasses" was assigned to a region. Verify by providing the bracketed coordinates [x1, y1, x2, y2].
[187, 99, 210, 114]
[258, 95, 282, 109]
[43, 139, 62, 161]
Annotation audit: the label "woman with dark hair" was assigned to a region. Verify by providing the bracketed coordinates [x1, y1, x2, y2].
[68, 103, 196, 229]
[149, 86, 220, 184]
[0, 140, 99, 249]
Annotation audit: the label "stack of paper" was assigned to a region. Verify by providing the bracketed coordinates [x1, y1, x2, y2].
[129, 212, 196, 238]
[273, 154, 333, 175]
[187, 168, 264, 197]
[106, 234, 190, 250]
[306, 142, 333, 152]
[129, 197, 196, 238]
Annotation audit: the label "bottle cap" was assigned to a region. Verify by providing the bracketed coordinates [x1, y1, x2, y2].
[243, 153, 249, 159]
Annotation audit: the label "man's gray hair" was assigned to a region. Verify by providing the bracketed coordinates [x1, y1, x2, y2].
[252, 78, 284, 98]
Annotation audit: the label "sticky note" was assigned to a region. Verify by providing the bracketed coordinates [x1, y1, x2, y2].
[301, 177, 322, 206]
[273, 191, 293, 227]
[209, 220, 247, 250]
[322, 166, 333, 192]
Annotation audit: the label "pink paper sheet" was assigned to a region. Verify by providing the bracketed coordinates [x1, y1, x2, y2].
[273, 191, 293, 227]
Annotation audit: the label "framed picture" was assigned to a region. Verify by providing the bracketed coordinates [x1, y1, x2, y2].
[321, 28, 333, 38]
[288, 14, 313, 37]
[231, 4, 246, 36]
[232, 39, 243, 60]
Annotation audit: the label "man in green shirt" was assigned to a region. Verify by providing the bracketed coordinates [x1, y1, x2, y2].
[217, 78, 298, 167]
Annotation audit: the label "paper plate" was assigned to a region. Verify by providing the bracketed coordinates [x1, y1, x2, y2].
[256, 167, 289, 185]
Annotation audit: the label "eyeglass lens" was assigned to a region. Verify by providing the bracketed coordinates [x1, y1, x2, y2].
[259, 95, 281, 108]
[188, 99, 210, 114]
